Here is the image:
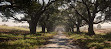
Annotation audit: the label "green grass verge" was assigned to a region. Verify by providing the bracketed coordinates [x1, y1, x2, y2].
[0, 25, 43, 32]
[0, 32, 56, 49]
[65, 32, 111, 49]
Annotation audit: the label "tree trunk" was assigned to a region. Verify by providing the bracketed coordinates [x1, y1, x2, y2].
[76, 25, 80, 33]
[47, 27, 51, 32]
[88, 22, 95, 35]
[70, 28, 72, 32]
[71, 27, 74, 33]
[42, 24, 45, 33]
[66, 27, 70, 32]
[29, 21, 37, 34]
[76, 18, 80, 33]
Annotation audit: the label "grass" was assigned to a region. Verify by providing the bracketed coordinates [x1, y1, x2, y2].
[0, 25, 57, 49]
[0, 25, 29, 31]
[0, 25, 43, 32]
[65, 32, 111, 49]
[0, 32, 56, 49]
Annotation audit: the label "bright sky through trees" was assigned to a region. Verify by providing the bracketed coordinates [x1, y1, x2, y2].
[0, 0, 49, 26]
[0, 0, 111, 28]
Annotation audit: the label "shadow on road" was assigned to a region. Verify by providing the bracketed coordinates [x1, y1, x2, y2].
[39, 31, 81, 49]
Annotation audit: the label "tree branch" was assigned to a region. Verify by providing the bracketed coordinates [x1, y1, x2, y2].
[92, 0, 99, 20]
[82, 0, 91, 19]
[70, 4, 89, 23]
[11, 16, 28, 22]
[93, 21, 103, 24]
[35, 0, 58, 18]
[36, 0, 45, 13]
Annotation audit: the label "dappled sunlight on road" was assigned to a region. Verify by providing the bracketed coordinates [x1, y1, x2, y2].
[39, 31, 81, 49]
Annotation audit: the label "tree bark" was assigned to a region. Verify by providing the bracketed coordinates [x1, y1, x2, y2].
[71, 27, 74, 33]
[76, 25, 80, 33]
[47, 27, 51, 32]
[76, 18, 80, 33]
[88, 22, 95, 35]
[66, 27, 70, 32]
[42, 24, 45, 33]
[28, 20, 37, 34]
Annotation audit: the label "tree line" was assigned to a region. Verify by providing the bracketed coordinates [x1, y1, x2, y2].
[0, 0, 111, 35]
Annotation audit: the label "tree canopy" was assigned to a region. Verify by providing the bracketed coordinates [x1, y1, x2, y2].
[0, 0, 111, 35]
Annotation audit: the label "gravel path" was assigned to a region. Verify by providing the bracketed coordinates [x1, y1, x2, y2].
[38, 31, 81, 49]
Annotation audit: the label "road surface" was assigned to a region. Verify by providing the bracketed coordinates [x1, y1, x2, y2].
[38, 31, 81, 49]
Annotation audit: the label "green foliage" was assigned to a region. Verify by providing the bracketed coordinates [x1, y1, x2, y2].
[65, 32, 111, 49]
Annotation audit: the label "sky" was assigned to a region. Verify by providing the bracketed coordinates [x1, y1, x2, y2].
[0, 14, 29, 26]
[0, 1, 11, 6]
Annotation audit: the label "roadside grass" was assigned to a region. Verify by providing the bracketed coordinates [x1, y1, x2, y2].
[0, 25, 29, 31]
[65, 32, 111, 49]
[0, 32, 56, 49]
[0, 25, 43, 32]
[0, 25, 57, 49]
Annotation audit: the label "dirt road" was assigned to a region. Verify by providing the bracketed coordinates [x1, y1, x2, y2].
[39, 31, 81, 49]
